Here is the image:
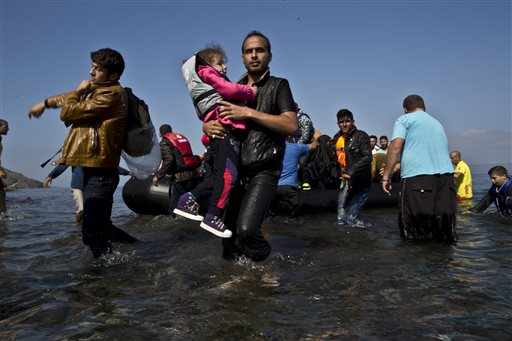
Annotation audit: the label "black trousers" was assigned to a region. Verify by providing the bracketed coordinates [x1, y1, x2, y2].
[399, 174, 457, 243]
[191, 135, 240, 217]
[222, 164, 281, 262]
[270, 185, 300, 217]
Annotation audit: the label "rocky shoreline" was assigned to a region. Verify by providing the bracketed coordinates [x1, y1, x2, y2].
[4, 168, 43, 190]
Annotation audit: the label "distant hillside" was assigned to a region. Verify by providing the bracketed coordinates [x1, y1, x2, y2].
[3, 168, 43, 190]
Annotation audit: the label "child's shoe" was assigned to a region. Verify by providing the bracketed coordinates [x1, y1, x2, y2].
[200, 213, 232, 238]
[173, 192, 203, 221]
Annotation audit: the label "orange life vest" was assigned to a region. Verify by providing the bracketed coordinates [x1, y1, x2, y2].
[335, 135, 347, 173]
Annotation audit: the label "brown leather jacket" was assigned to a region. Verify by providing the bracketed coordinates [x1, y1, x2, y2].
[47, 81, 127, 168]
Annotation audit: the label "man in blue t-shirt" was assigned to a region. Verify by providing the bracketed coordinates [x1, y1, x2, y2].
[381, 94, 457, 243]
[270, 130, 320, 217]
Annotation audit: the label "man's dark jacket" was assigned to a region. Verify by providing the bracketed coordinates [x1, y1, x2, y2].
[333, 125, 372, 192]
[154, 138, 198, 183]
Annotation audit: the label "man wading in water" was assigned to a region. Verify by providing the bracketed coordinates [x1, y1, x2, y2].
[28, 48, 138, 258]
[203, 31, 298, 261]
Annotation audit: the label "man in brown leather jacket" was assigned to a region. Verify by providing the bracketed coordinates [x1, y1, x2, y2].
[28, 48, 137, 258]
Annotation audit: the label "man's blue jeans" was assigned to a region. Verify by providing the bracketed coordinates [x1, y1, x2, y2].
[82, 167, 119, 258]
[337, 185, 370, 225]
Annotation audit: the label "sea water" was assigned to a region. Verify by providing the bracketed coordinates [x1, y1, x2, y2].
[0, 167, 510, 340]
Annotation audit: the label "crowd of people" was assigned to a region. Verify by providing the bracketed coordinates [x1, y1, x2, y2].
[7, 30, 506, 261]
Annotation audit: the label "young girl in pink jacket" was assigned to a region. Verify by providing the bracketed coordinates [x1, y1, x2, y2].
[175, 45, 257, 238]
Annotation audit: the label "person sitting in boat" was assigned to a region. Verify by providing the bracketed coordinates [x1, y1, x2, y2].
[294, 102, 315, 144]
[379, 135, 389, 152]
[294, 102, 316, 191]
[371, 152, 387, 183]
[298, 134, 340, 190]
[270, 129, 321, 218]
[467, 165, 512, 215]
[369, 135, 381, 155]
[152, 124, 202, 214]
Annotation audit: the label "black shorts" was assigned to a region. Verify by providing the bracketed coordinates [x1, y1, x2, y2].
[399, 174, 457, 243]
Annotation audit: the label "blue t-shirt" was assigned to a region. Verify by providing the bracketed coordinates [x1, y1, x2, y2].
[278, 143, 310, 188]
[391, 110, 453, 178]
[47, 165, 84, 190]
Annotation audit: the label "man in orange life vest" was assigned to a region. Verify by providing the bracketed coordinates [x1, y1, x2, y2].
[332, 109, 372, 225]
[152, 124, 201, 213]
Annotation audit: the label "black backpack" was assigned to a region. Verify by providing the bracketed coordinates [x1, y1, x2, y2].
[299, 135, 340, 189]
[123, 87, 154, 157]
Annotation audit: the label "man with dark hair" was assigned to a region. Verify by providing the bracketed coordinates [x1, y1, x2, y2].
[381, 94, 457, 243]
[370, 135, 387, 181]
[159, 124, 172, 135]
[333, 109, 372, 225]
[204, 30, 298, 261]
[241, 30, 272, 54]
[152, 124, 201, 214]
[28, 47, 137, 258]
[0, 119, 9, 215]
[379, 135, 389, 151]
[369, 135, 381, 154]
[468, 166, 511, 215]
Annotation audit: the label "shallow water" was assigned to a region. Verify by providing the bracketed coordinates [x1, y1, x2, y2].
[0, 171, 510, 340]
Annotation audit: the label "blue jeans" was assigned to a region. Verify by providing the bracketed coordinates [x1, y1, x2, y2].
[337, 185, 370, 225]
[82, 167, 119, 258]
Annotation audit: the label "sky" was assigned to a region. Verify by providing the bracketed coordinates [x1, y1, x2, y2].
[1, 0, 511, 187]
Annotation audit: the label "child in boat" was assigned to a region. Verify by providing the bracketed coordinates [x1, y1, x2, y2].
[175, 44, 257, 238]
[467, 165, 512, 215]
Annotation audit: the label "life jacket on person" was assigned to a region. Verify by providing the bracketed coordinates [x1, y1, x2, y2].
[335, 135, 347, 174]
[182, 54, 223, 122]
[164, 132, 200, 171]
[490, 176, 512, 215]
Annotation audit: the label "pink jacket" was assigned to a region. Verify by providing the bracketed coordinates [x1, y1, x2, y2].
[198, 65, 255, 130]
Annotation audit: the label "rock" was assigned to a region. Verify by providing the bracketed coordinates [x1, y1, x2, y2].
[3, 168, 43, 190]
